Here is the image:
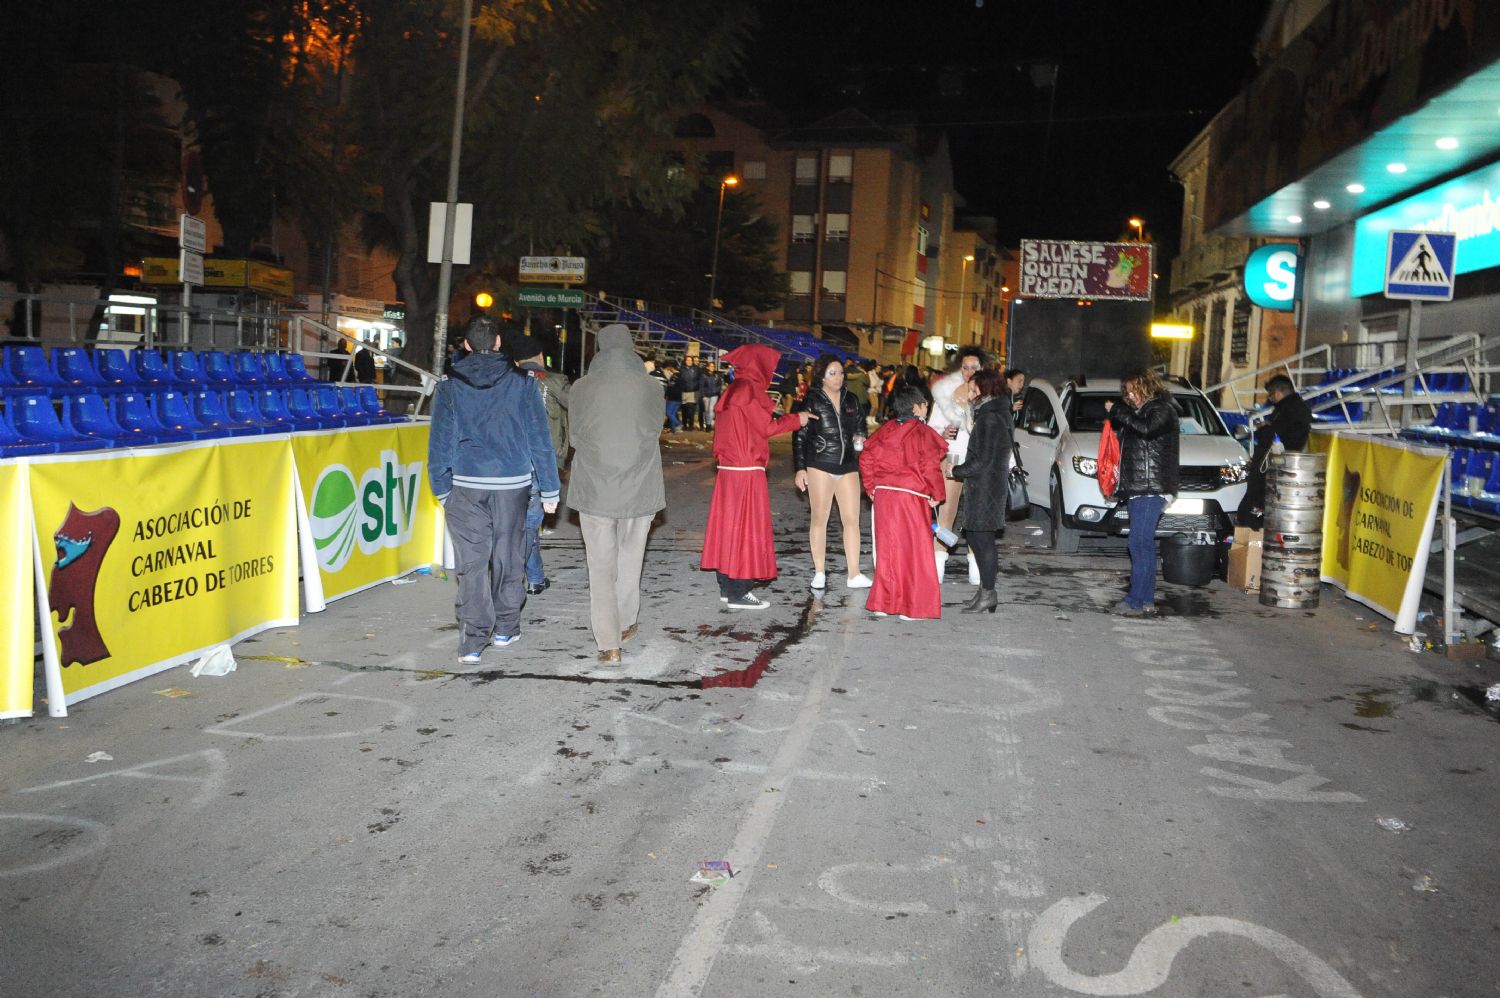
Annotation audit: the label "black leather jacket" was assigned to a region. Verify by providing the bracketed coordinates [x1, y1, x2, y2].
[1109, 394, 1180, 498]
[792, 388, 866, 473]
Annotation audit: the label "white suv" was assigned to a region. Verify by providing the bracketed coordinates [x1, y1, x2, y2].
[1013, 377, 1248, 552]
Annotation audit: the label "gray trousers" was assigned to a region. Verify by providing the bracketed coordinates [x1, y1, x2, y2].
[445, 486, 530, 655]
[579, 512, 653, 651]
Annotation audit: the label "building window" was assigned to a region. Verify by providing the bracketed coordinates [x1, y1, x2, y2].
[822, 270, 847, 299]
[916, 225, 929, 256]
[828, 153, 853, 183]
[743, 160, 766, 180]
[825, 213, 850, 241]
[791, 215, 817, 243]
[913, 303, 926, 326]
[789, 271, 813, 296]
[1230, 296, 1251, 365]
[795, 157, 819, 185]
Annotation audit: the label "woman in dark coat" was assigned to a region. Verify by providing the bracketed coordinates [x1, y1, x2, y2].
[949, 369, 1013, 613]
[1105, 367, 1181, 616]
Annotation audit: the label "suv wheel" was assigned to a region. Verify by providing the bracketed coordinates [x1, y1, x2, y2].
[1049, 474, 1080, 554]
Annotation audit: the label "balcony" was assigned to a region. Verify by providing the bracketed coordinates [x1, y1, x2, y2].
[1169, 235, 1250, 296]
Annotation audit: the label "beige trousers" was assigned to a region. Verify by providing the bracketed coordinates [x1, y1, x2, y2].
[579, 512, 654, 651]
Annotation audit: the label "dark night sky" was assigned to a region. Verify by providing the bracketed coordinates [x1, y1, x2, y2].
[742, 0, 1270, 255]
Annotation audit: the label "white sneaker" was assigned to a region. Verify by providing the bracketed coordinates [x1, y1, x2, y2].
[845, 574, 872, 589]
[898, 615, 922, 621]
[811, 572, 827, 590]
[458, 650, 483, 664]
[869, 609, 888, 617]
[726, 593, 770, 610]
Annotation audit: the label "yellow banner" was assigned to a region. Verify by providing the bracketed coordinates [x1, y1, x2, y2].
[0, 461, 34, 719]
[292, 424, 442, 604]
[30, 439, 299, 704]
[1318, 433, 1445, 632]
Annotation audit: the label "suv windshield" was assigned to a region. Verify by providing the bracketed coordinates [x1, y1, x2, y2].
[1066, 390, 1227, 436]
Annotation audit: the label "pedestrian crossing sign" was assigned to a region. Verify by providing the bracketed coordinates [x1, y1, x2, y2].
[1384, 230, 1457, 301]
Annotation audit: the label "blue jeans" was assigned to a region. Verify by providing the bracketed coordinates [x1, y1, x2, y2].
[665, 401, 681, 431]
[1125, 495, 1167, 608]
[524, 488, 545, 585]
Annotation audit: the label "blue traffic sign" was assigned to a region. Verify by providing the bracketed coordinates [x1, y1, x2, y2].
[1384, 230, 1456, 301]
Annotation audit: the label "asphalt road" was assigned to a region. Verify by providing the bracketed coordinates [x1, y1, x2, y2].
[4, 433, 1497, 998]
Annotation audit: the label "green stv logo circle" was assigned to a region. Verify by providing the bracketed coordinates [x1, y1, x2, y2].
[310, 465, 359, 572]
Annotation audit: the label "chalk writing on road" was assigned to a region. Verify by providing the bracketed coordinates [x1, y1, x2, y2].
[1029, 893, 1364, 997]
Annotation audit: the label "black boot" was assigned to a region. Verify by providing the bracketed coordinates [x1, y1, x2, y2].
[962, 588, 997, 614]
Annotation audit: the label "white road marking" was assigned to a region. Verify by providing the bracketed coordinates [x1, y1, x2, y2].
[204, 691, 412, 741]
[17, 749, 228, 807]
[720, 910, 911, 973]
[1029, 893, 1364, 997]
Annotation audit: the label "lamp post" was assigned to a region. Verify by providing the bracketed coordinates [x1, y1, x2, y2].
[431, 0, 473, 377]
[708, 175, 740, 312]
[1128, 217, 1145, 242]
[957, 253, 974, 344]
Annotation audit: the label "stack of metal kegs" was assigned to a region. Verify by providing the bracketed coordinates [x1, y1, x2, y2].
[1260, 450, 1326, 608]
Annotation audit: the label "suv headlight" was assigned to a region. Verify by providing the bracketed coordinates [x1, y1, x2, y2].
[1072, 455, 1098, 478]
[1220, 459, 1248, 484]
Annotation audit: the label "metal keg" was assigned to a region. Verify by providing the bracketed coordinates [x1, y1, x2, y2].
[1260, 451, 1327, 609]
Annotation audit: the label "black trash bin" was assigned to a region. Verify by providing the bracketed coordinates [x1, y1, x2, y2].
[1160, 533, 1216, 587]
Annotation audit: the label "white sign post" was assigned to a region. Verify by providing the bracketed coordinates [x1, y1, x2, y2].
[178, 213, 206, 344]
[1384, 230, 1458, 428]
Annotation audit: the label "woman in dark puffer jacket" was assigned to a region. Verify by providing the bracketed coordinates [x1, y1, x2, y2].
[792, 354, 872, 590]
[1105, 368, 1180, 616]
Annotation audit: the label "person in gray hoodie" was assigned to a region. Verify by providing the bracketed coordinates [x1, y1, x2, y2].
[567, 323, 665, 664]
[428, 316, 561, 663]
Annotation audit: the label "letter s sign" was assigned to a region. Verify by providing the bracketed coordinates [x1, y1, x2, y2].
[1244, 243, 1300, 311]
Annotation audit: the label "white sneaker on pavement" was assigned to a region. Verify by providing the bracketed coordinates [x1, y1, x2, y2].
[845, 574, 872, 589]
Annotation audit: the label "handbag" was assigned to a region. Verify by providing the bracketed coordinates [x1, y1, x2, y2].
[1005, 445, 1029, 520]
[1097, 421, 1121, 498]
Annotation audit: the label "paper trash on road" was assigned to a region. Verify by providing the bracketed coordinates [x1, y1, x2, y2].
[191, 645, 237, 678]
[84, 752, 113, 763]
[690, 860, 734, 886]
[1486, 683, 1500, 703]
[1376, 816, 1412, 833]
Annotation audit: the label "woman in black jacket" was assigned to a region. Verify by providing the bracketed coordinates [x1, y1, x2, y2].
[949, 369, 1014, 613]
[793, 354, 871, 590]
[1105, 368, 1180, 616]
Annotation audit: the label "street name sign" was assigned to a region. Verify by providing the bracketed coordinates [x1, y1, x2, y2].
[517, 288, 585, 308]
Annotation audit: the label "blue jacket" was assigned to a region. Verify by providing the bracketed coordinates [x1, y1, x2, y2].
[428, 351, 561, 502]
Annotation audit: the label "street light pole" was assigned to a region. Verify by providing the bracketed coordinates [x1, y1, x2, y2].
[708, 175, 739, 312]
[957, 253, 973, 344]
[430, 0, 473, 377]
[1128, 217, 1145, 242]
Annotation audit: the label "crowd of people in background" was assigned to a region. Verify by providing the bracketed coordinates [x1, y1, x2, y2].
[428, 312, 1185, 664]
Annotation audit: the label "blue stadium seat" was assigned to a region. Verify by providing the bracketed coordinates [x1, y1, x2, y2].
[155, 391, 221, 440]
[282, 353, 319, 385]
[335, 387, 378, 425]
[1450, 447, 1472, 494]
[287, 386, 338, 427]
[260, 353, 294, 386]
[61, 394, 138, 448]
[252, 388, 300, 430]
[232, 352, 267, 385]
[200, 351, 240, 388]
[135, 349, 186, 388]
[0, 406, 55, 455]
[312, 385, 352, 427]
[1470, 458, 1500, 516]
[191, 390, 263, 437]
[170, 350, 209, 386]
[6, 345, 69, 393]
[116, 392, 196, 443]
[10, 394, 98, 451]
[227, 389, 288, 433]
[54, 348, 113, 392]
[95, 349, 149, 390]
[357, 386, 403, 423]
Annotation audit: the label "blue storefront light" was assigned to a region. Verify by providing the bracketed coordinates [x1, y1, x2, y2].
[1351, 159, 1500, 297]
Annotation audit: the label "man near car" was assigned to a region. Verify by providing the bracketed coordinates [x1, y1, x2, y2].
[1237, 374, 1313, 528]
[428, 316, 561, 663]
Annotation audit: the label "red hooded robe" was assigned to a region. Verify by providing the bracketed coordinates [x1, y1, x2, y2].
[700, 345, 803, 580]
[859, 416, 949, 618]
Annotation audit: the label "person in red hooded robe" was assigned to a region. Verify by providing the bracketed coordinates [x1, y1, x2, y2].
[859, 386, 950, 619]
[700, 345, 815, 609]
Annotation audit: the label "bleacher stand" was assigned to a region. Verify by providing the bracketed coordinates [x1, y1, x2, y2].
[0, 344, 408, 457]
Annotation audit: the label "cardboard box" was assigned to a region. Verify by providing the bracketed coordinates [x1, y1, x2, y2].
[1227, 527, 1263, 592]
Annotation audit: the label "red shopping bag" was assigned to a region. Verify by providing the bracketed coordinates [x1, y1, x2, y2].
[1097, 421, 1120, 498]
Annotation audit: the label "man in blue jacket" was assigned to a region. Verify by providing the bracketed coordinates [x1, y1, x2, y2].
[428, 316, 561, 662]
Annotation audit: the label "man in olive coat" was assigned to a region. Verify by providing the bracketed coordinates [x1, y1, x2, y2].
[568, 324, 666, 664]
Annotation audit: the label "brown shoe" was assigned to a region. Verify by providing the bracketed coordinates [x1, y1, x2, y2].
[598, 648, 622, 665]
[620, 623, 638, 644]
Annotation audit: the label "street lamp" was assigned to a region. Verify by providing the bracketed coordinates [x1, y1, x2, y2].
[708, 175, 740, 311]
[1128, 217, 1145, 242]
[957, 253, 974, 344]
